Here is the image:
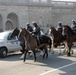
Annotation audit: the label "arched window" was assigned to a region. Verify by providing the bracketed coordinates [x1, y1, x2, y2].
[5, 19, 13, 30]
[6, 12, 19, 30]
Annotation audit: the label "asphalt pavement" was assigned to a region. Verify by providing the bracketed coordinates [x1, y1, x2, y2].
[0, 47, 76, 75]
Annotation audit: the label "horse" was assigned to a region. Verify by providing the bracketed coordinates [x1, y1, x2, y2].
[49, 26, 66, 54]
[19, 28, 52, 62]
[11, 28, 51, 61]
[62, 25, 76, 56]
[10, 28, 25, 53]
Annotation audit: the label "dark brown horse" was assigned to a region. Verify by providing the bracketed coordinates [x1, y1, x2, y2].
[10, 28, 25, 53]
[50, 26, 66, 54]
[62, 25, 76, 56]
[19, 28, 50, 62]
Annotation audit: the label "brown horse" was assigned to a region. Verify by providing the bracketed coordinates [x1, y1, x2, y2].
[62, 25, 76, 56]
[19, 28, 49, 62]
[50, 26, 66, 54]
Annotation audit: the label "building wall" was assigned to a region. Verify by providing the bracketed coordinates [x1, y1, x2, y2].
[52, 8, 76, 27]
[0, 2, 52, 33]
[28, 5, 52, 32]
[0, 1, 76, 33]
[0, 3, 29, 31]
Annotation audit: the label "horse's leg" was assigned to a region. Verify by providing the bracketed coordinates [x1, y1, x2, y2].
[58, 45, 61, 55]
[32, 50, 36, 62]
[63, 43, 67, 53]
[43, 49, 45, 59]
[24, 49, 28, 62]
[69, 44, 73, 55]
[70, 43, 74, 54]
[42, 47, 48, 59]
[20, 45, 25, 59]
[51, 43, 54, 54]
[48, 39, 52, 52]
[67, 44, 72, 56]
[45, 49, 48, 58]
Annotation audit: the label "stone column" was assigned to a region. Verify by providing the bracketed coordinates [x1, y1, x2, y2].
[2, 13, 7, 31]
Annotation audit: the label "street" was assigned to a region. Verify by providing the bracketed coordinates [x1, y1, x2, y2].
[0, 47, 76, 75]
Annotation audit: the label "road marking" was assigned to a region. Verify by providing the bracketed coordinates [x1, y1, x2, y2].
[39, 62, 76, 75]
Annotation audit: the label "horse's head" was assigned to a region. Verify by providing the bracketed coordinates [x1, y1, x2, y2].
[50, 26, 58, 36]
[50, 26, 57, 32]
[10, 28, 20, 38]
[19, 28, 28, 40]
[63, 25, 73, 36]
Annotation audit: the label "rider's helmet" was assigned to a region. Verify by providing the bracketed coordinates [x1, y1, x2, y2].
[58, 21, 62, 25]
[26, 23, 30, 27]
[72, 19, 75, 22]
[72, 19, 76, 25]
[32, 21, 37, 27]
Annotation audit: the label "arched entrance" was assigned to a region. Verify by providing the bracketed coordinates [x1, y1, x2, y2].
[5, 20, 13, 30]
[5, 13, 18, 30]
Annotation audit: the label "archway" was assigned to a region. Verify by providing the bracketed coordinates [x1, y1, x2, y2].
[6, 13, 18, 30]
[5, 20, 13, 30]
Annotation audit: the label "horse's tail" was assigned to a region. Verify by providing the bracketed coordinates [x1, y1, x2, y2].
[49, 38, 52, 49]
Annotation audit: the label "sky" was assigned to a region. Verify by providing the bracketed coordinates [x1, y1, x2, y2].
[52, 0, 76, 2]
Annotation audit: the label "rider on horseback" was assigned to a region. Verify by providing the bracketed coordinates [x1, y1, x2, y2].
[32, 21, 41, 49]
[71, 19, 76, 31]
[26, 23, 33, 32]
[56, 22, 63, 34]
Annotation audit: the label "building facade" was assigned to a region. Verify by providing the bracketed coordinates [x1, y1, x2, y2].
[0, 0, 76, 33]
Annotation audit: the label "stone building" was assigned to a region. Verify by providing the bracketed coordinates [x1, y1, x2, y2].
[0, 0, 76, 33]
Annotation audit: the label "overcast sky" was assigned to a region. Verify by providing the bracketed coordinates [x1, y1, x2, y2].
[52, 0, 76, 2]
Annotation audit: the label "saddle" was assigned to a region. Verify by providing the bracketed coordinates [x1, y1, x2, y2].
[31, 33, 40, 46]
[72, 27, 76, 34]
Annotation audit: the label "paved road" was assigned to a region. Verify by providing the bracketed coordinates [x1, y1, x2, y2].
[0, 47, 76, 75]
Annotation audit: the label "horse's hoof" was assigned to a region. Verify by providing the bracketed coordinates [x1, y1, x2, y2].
[23, 61, 25, 62]
[58, 53, 61, 55]
[63, 51, 66, 53]
[34, 60, 36, 62]
[46, 56, 48, 59]
[67, 55, 71, 56]
[20, 58, 23, 60]
[67, 53, 71, 56]
[29, 55, 33, 57]
[52, 52, 54, 54]
[23, 60, 26, 62]
[43, 57, 44, 59]
[71, 50, 74, 54]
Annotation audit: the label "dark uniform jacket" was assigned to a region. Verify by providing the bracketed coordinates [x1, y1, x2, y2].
[27, 26, 33, 32]
[33, 26, 41, 36]
[56, 25, 62, 34]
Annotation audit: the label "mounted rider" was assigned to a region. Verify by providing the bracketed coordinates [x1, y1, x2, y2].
[32, 21, 41, 48]
[56, 22, 63, 34]
[71, 19, 76, 31]
[26, 23, 33, 32]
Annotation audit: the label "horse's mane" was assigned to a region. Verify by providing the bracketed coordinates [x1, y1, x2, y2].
[63, 25, 74, 34]
[10, 28, 20, 38]
[24, 28, 31, 35]
[51, 26, 61, 36]
[51, 26, 57, 32]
